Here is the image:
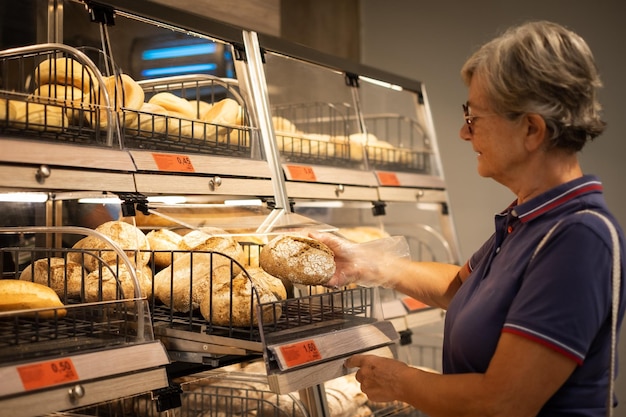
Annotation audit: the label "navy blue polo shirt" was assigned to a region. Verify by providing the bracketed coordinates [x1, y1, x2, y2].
[443, 175, 626, 416]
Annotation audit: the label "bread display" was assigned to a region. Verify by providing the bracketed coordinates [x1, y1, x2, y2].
[148, 92, 196, 120]
[146, 228, 183, 268]
[189, 99, 213, 119]
[125, 102, 169, 136]
[90, 73, 144, 127]
[178, 229, 246, 274]
[0, 279, 66, 318]
[200, 266, 286, 326]
[30, 83, 87, 123]
[8, 100, 68, 132]
[259, 235, 336, 285]
[200, 97, 244, 142]
[71, 221, 151, 272]
[19, 257, 85, 299]
[84, 263, 153, 302]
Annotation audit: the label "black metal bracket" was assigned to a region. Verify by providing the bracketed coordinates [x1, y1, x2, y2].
[114, 192, 150, 217]
[153, 384, 183, 412]
[83, 1, 116, 26]
[345, 72, 360, 88]
[371, 201, 387, 216]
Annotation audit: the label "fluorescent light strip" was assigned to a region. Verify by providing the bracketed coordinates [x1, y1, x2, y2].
[142, 43, 217, 60]
[0, 192, 48, 203]
[141, 63, 218, 77]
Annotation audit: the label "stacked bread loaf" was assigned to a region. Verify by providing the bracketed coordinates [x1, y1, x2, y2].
[0, 279, 67, 319]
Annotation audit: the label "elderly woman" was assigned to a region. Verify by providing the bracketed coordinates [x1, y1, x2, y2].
[313, 21, 625, 417]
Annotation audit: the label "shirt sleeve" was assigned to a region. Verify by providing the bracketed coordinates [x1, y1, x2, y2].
[503, 217, 613, 364]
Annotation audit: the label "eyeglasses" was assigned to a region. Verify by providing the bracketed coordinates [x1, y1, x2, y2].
[462, 102, 500, 134]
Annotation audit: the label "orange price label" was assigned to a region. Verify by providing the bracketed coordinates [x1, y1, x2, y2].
[279, 340, 322, 367]
[18, 358, 79, 391]
[286, 165, 317, 181]
[152, 153, 195, 172]
[401, 297, 429, 312]
[376, 171, 401, 186]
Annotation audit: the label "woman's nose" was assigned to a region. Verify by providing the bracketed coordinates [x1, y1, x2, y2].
[459, 123, 472, 141]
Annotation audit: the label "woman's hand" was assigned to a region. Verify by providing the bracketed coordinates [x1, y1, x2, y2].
[345, 354, 414, 403]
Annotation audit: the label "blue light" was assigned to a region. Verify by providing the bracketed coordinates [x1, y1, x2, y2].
[141, 63, 218, 77]
[142, 43, 217, 60]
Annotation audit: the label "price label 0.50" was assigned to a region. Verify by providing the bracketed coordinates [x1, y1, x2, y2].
[279, 339, 323, 368]
[17, 358, 79, 391]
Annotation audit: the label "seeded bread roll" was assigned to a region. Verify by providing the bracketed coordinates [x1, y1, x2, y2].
[19, 257, 85, 299]
[84, 263, 153, 302]
[146, 228, 183, 268]
[76, 221, 151, 272]
[0, 279, 66, 318]
[260, 235, 336, 285]
[200, 266, 285, 326]
[154, 254, 232, 313]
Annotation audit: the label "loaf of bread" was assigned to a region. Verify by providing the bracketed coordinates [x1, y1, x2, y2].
[73, 221, 151, 272]
[153, 254, 232, 313]
[88, 73, 144, 128]
[84, 263, 153, 302]
[200, 266, 286, 327]
[146, 228, 183, 268]
[19, 257, 85, 299]
[0, 279, 66, 318]
[260, 235, 335, 285]
[34, 57, 99, 94]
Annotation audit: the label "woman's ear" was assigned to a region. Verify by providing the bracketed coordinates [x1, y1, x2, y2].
[524, 113, 548, 151]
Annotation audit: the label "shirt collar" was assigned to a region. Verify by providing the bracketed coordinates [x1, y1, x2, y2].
[506, 175, 603, 223]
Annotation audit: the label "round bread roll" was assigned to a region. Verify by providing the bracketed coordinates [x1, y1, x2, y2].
[9, 100, 67, 132]
[19, 257, 85, 299]
[260, 235, 336, 285]
[146, 228, 183, 268]
[177, 229, 246, 274]
[367, 140, 398, 163]
[200, 266, 285, 326]
[148, 92, 195, 120]
[89, 74, 144, 128]
[125, 102, 169, 136]
[34, 57, 99, 94]
[202, 98, 243, 126]
[165, 112, 207, 141]
[189, 99, 213, 119]
[153, 254, 232, 313]
[0, 279, 66, 319]
[272, 116, 298, 134]
[84, 263, 153, 302]
[78, 221, 151, 272]
[30, 83, 88, 124]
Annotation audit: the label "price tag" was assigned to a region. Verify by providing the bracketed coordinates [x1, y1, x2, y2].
[401, 297, 429, 312]
[376, 171, 401, 186]
[18, 358, 79, 391]
[286, 165, 317, 181]
[279, 339, 323, 368]
[152, 153, 195, 172]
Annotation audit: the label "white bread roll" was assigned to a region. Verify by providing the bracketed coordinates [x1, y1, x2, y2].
[30, 83, 89, 124]
[260, 235, 336, 285]
[89, 74, 144, 128]
[189, 99, 213, 119]
[34, 57, 99, 94]
[148, 92, 195, 120]
[84, 263, 153, 302]
[200, 266, 285, 326]
[19, 257, 85, 299]
[272, 116, 298, 134]
[153, 255, 231, 313]
[146, 228, 183, 268]
[0, 279, 66, 318]
[9, 101, 68, 132]
[77, 221, 151, 272]
[125, 102, 169, 136]
[202, 98, 243, 126]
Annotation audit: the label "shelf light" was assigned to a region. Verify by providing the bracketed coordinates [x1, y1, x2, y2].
[359, 76, 403, 91]
[78, 197, 122, 205]
[0, 192, 48, 203]
[147, 196, 187, 205]
[224, 199, 264, 206]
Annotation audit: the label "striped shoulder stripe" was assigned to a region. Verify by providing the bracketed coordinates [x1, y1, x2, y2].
[519, 180, 603, 223]
[503, 324, 585, 364]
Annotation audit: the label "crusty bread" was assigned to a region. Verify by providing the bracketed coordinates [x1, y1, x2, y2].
[0, 279, 66, 318]
[200, 266, 285, 326]
[146, 228, 183, 268]
[177, 229, 246, 274]
[259, 235, 335, 285]
[84, 263, 153, 302]
[19, 257, 85, 299]
[153, 254, 232, 313]
[75, 221, 151, 272]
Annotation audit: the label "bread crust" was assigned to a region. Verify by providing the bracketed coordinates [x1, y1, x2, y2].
[19, 257, 85, 299]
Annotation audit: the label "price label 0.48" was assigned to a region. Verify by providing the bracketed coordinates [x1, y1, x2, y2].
[278, 339, 323, 368]
[17, 358, 79, 391]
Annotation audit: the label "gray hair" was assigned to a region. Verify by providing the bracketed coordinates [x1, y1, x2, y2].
[461, 21, 606, 151]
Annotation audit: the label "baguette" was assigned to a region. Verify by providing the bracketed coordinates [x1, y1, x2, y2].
[0, 279, 66, 318]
